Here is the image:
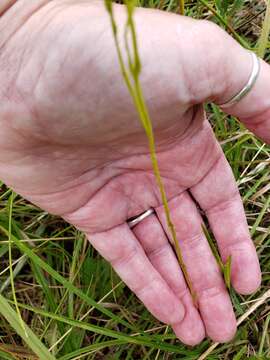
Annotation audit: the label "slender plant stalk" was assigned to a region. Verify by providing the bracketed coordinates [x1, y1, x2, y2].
[202, 224, 231, 289]
[179, 0, 185, 15]
[257, 0, 270, 58]
[105, 0, 196, 303]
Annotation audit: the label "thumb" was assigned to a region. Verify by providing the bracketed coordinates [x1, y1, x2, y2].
[205, 24, 270, 143]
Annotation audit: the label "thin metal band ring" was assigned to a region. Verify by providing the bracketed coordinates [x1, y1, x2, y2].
[127, 208, 155, 229]
[220, 52, 260, 108]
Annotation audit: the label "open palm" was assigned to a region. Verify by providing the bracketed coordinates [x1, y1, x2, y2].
[0, 0, 270, 345]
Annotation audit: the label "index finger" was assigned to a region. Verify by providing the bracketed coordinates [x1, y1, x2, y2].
[190, 137, 261, 295]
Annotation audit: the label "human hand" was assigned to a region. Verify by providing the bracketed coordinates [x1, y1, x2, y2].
[0, 0, 269, 345]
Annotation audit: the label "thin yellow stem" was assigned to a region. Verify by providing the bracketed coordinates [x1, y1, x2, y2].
[106, 0, 196, 304]
[179, 0, 185, 15]
[133, 77, 196, 302]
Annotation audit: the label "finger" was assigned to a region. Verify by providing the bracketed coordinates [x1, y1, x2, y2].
[133, 213, 205, 346]
[87, 224, 185, 325]
[190, 148, 261, 295]
[156, 191, 237, 343]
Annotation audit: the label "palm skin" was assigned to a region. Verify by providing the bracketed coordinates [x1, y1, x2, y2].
[0, 0, 270, 346]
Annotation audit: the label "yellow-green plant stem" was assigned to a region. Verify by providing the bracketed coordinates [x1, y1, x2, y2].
[179, 0, 184, 15]
[257, 0, 270, 58]
[202, 224, 231, 289]
[134, 80, 196, 302]
[105, 0, 196, 303]
[7, 192, 27, 337]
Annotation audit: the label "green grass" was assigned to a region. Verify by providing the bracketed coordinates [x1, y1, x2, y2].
[0, 0, 270, 359]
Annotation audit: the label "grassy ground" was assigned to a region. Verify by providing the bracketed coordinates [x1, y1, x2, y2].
[0, 0, 270, 359]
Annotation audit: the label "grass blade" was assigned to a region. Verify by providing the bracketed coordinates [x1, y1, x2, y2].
[11, 300, 201, 357]
[257, 0, 270, 58]
[7, 192, 27, 337]
[258, 314, 270, 355]
[0, 294, 55, 360]
[0, 222, 141, 333]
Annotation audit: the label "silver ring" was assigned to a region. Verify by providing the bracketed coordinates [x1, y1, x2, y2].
[127, 208, 155, 229]
[220, 52, 260, 108]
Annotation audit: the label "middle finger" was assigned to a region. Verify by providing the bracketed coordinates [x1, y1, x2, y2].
[132, 212, 205, 346]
